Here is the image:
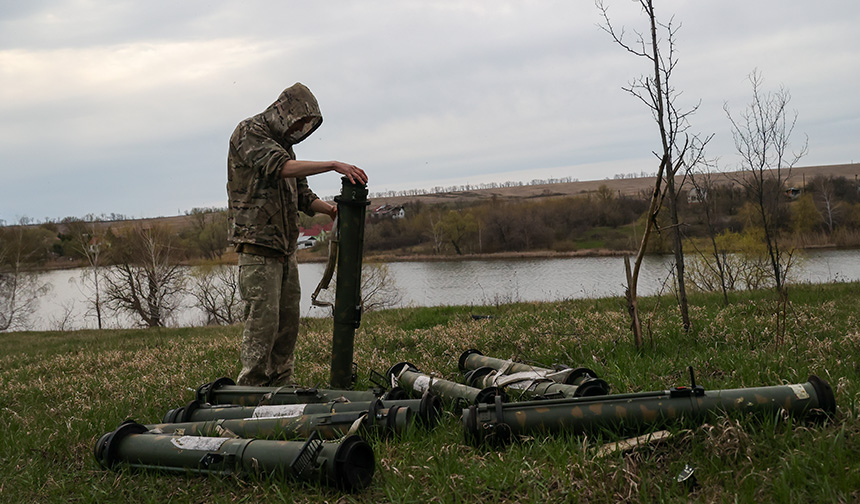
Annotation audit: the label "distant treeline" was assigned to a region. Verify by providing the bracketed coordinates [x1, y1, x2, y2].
[3, 174, 860, 271]
[362, 174, 860, 257]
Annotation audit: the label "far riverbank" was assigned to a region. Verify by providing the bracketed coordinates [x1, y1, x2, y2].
[35, 243, 860, 271]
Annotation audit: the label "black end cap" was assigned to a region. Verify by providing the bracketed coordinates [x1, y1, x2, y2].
[383, 386, 410, 401]
[95, 420, 148, 469]
[808, 375, 836, 415]
[475, 386, 507, 406]
[332, 435, 375, 492]
[458, 349, 483, 372]
[196, 377, 235, 403]
[566, 367, 599, 384]
[418, 392, 443, 429]
[384, 362, 418, 387]
[573, 378, 611, 397]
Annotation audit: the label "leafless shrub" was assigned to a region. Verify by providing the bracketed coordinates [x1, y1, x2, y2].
[186, 263, 244, 325]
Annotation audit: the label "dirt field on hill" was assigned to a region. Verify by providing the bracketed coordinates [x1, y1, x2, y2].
[369, 162, 860, 207]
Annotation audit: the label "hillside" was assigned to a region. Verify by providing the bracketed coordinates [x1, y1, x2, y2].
[42, 162, 860, 236]
[369, 162, 860, 207]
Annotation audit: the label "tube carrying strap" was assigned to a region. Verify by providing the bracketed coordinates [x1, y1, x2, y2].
[311, 216, 338, 308]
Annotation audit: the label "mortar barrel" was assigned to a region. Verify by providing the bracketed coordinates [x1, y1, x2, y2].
[459, 348, 603, 386]
[330, 177, 370, 389]
[150, 401, 410, 440]
[386, 361, 505, 409]
[166, 395, 441, 429]
[195, 377, 381, 406]
[464, 365, 610, 400]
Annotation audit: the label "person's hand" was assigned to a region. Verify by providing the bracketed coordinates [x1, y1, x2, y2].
[332, 161, 368, 185]
[326, 204, 338, 220]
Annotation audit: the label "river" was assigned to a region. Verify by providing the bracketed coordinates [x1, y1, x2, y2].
[22, 249, 860, 331]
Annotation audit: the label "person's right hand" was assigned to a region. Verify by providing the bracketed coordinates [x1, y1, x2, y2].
[332, 161, 368, 185]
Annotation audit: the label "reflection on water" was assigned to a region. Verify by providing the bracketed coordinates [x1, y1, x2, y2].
[25, 249, 860, 331]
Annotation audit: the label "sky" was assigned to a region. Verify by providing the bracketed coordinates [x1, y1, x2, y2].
[1, 1, 858, 223]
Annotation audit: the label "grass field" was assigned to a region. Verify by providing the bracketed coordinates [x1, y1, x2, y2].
[2, 282, 859, 502]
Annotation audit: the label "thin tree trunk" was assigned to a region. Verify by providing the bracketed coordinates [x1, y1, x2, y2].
[666, 173, 691, 331]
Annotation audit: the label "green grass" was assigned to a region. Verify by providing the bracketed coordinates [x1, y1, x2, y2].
[2, 282, 860, 502]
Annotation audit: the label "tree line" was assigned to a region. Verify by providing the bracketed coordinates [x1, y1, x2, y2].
[363, 173, 860, 256]
[2, 169, 859, 331]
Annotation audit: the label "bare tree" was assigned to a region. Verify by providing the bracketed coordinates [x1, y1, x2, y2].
[103, 225, 186, 328]
[314, 261, 403, 314]
[0, 223, 51, 332]
[63, 216, 108, 328]
[810, 176, 841, 234]
[598, 0, 708, 344]
[358, 262, 403, 312]
[426, 211, 446, 254]
[726, 71, 806, 345]
[725, 70, 807, 296]
[187, 263, 244, 325]
[686, 156, 731, 304]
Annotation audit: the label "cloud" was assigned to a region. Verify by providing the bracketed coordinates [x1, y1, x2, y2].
[1, 1, 859, 221]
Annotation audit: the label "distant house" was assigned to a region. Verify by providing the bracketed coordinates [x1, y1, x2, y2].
[687, 187, 707, 204]
[296, 235, 317, 250]
[371, 204, 406, 220]
[785, 187, 802, 200]
[297, 222, 333, 249]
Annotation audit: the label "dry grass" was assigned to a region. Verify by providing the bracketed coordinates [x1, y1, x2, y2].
[2, 282, 860, 502]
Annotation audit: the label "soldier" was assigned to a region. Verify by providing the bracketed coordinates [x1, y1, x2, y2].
[227, 83, 367, 387]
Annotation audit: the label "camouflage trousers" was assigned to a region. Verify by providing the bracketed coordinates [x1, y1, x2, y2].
[236, 252, 301, 387]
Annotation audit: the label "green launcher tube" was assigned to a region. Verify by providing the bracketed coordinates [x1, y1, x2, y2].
[330, 177, 370, 389]
[149, 401, 413, 441]
[463, 375, 836, 446]
[195, 377, 382, 407]
[386, 362, 506, 409]
[164, 394, 443, 430]
[464, 365, 610, 400]
[94, 421, 374, 492]
[459, 349, 608, 388]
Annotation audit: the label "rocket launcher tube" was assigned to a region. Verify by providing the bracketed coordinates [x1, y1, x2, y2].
[462, 375, 835, 446]
[164, 395, 442, 429]
[148, 401, 413, 440]
[195, 377, 382, 406]
[465, 366, 610, 399]
[386, 361, 506, 408]
[459, 348, 603, 386]
[94, 421, 374, 492]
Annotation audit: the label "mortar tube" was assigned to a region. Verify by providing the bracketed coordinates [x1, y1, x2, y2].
[330, 177, 369, 389]
[459, 349, 601, 386]
[464, 365, 610, 399]
[148, 401, 411, 440]
[94, 421, 375, 492]
[165, 395, 442, 429]
[386, 361, 506, 409]
[195, 377, 381, 406]
[462, 375, 836, 447]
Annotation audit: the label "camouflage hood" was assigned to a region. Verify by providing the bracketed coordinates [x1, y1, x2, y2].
[226, 83, 322, 255]
[261, 82, 323, 146]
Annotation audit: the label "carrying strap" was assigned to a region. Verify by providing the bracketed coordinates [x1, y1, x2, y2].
[311, 216, 338, 308]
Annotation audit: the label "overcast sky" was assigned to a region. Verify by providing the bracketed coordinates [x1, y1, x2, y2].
[1, 1, 858, 223]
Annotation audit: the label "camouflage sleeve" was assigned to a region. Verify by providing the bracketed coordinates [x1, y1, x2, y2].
[297, 176, 319, 215]
[236, 122, 293, 178]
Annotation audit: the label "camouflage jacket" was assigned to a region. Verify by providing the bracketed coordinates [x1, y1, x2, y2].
[227, 83, 323, 256]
